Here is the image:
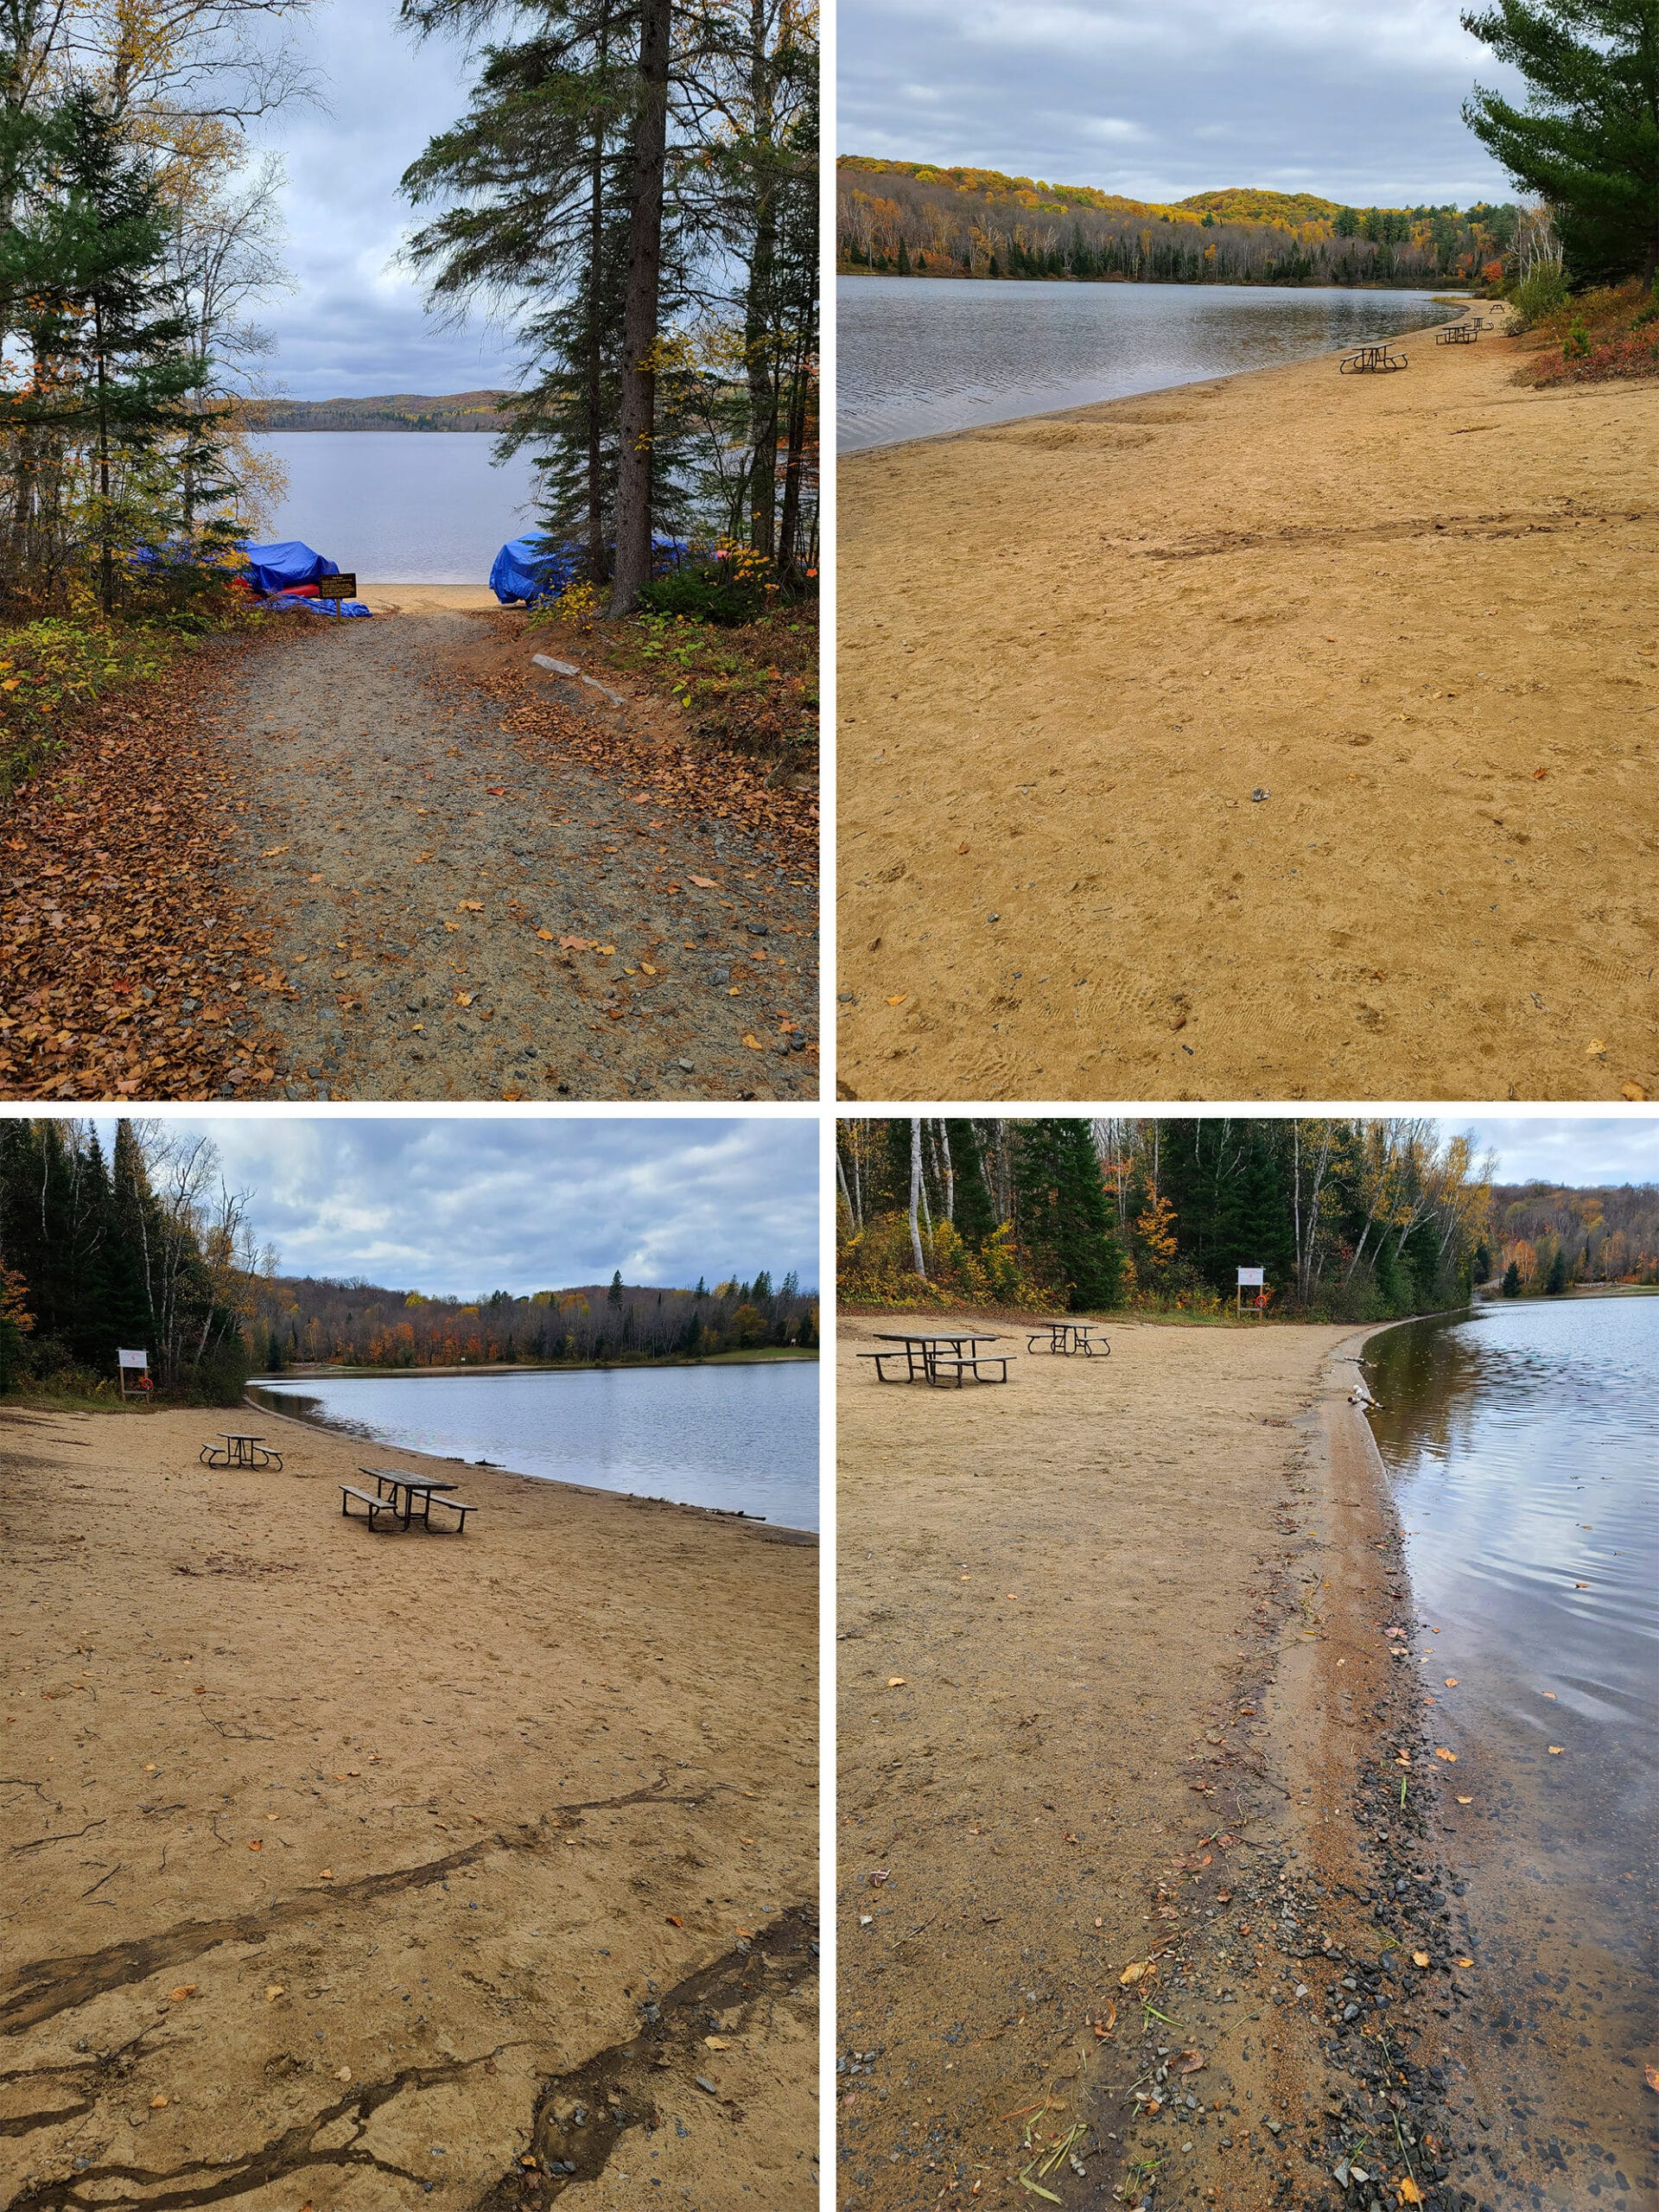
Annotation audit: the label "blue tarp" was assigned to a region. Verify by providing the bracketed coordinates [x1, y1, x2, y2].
[240, 539, 340, 594]
[488, 533, 690, 605]
[267, 594, 372, 619]
[490, 535, 581, 606]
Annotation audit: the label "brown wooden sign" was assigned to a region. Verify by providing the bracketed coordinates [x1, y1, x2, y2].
[323, 572, 358, 601]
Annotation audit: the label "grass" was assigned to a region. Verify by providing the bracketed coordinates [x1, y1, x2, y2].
[0, 597, 257, 800]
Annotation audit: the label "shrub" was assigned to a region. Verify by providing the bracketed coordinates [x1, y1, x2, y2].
[636, 566, 761, 625]
[1509, 267, 1570, 327]
[1563, 319, 1592, 359]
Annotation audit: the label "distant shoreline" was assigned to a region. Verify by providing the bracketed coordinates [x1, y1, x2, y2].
[251, 1348, 818, 1383]
[838, 264, 1476, 295]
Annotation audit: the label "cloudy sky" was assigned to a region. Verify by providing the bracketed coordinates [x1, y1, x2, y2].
[839, 0, 1526, 208]
[248, 1, 524, 397]
[1461, 1117, 1659, 1190]
[102, 1116, 819, 1297]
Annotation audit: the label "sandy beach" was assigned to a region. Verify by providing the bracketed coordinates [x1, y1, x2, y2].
[837, 326, 1659, 1103]
[836, 1313, 1498, 2212]
[0, 1402, 817, 2209]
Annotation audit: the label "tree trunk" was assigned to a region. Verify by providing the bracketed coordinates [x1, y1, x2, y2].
[743, 0, 779, 560]
[908, 1117, 925, 1278]
[608, 0, 671, 615]
[96, 305, 112, 617]
[586, 16, 610, 580]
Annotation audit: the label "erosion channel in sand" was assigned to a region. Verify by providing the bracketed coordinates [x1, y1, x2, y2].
[0, 1402, 818, 2209]
[837, 323, 1658, 1103]
[836, 1311, 1560, 2212]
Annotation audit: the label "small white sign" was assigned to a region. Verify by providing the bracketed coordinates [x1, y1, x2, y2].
[1236, 1268, 1265, 1287]
[117, 1348, 149, 1368]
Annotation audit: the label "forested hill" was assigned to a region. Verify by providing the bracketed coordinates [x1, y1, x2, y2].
[838, 157, 1516, 288]
[247, 391, 513, 432]
[254, 1269, 818, 1370]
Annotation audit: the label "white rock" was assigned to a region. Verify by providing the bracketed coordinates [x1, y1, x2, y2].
[531, 653, 580, 677]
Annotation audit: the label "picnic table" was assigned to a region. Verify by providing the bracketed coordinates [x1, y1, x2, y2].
[1435, 321, 1479, 345]
[1338, 342, 1408, 374]
[1026, 1320, 1109, 1357]
[340, 1465, 476, 1533]
[200, 1432, 283, 1471]
[859, 1332, 1014, 1387]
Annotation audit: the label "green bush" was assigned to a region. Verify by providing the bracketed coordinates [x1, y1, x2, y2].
[1563, 319, 1592, 359]
[1510, 267, 1570, 327]
[635, 565, 763, 626]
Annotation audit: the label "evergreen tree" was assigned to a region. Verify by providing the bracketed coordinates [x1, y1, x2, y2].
[1012, 1120, 1123, 1310]
[1544, 1248, 1569, 1294]
[1462, 1, 1659, 284]
[3, 89, 215, 612]
[946, 1119, 999, 1249]
[608, 1267, 624, 1306]
[1501, 1259, 1522, 1296]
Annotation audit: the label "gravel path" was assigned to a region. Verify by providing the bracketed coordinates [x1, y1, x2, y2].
[210, 612, 818, 1099]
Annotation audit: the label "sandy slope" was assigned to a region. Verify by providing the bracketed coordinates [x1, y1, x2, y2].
[836, 329, 1659, 1102]
[836, 1314, 1497, 2212]
[0, 1403, 817, 2210]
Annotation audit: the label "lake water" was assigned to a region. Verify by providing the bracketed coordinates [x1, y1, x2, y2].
[837, 276, 1464, 449]
[1364, 1297, 1658, 2212]
[251, 431, 541, 584]
[248, 1361, 818, 1531]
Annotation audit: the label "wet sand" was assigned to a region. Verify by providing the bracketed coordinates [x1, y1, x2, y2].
[0, 1402, 817, 2209]
[837, 327, 1659, 1103]
[359, 585, 504, 613]
[836, 1313, 1512, 2212]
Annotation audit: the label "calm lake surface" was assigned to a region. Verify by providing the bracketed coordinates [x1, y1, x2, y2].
[248, 1361, 818, 1531]
[838, 276, 1464, 449]
[251, 432, 541, 584]
[1365, 1297, 1658, 2211]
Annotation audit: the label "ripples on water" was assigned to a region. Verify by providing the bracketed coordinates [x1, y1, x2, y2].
[837, 276, 1464, 449]
[1364, 1296, 1658, 2209]
[249, 1361, 819, 1531]
[252, 431, 541, 584]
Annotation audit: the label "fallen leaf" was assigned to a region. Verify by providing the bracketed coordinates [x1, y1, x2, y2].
[1586, 1039, 1607, 1057]
[1456, 1955, 1474, 1967]
[957, 841, 969, 854]
[689, 874, 719, 887]
[704, 2035, 731, 2050]
[1456, 1795, 1473, 1804]
[1177, 2050, 1205, 2075]
[169, 1986, 195, 2002]
[742, 1033, 762, 1049]
[1543, 1690, 1556, 1698]
[887, 1676, 907, 1688]
[264, 1984, 283, 2001]
[248, 1838, 261, 1850]
[1399, 2181, 1426, 2206]
[886, 994, 908, 1006]
[319, 1869, 334, 1880]
[456, 992, 474, 1007]
[149, 2093, 168, 2109]
[1645, 2064, 1659, 2092]
[1434, 1748, 1458, 1762]
[560, 936, 591, 951]
[666, 1914, 683, 1928]
[536, 928, 555, 940]
[1620, 1081, 1649, 1101]
[1548, 1745, 1563, 1754]
[1119, 1961, 1148, 1986]
[640, 963, 658, 976]
[336, 2065, 352, 2082]
[456, 899, 483, 912]
[1412, 1950, 1430, 1968]
[1444, 1678, 1459, 1688]
[1532, 766, 1547, 780]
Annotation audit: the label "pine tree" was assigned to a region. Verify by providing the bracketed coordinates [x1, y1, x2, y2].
[3, 89, 210, 612]
[1544, 1248, 1569, 1294]
[945, 1119, 999, 1249]
[1462, 1, 1659, 284]
[1501, 1259, 1522, 1296]
[1012, 1120, 1123, 1311]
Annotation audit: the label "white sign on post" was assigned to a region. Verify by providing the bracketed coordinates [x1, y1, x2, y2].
[1236, 1268, 1264, 1287]
[118, 1348, 148, 1368]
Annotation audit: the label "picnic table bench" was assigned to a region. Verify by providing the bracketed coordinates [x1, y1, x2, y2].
[1339, 343, 1408, 374]
[1026, 1320, 1110, 1357]
[861, 1332, 1014, 1386]
[200, 1432, 283, 1471]
[1435, 321, 1480, 345]
[342, 1466, 477, 1532]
